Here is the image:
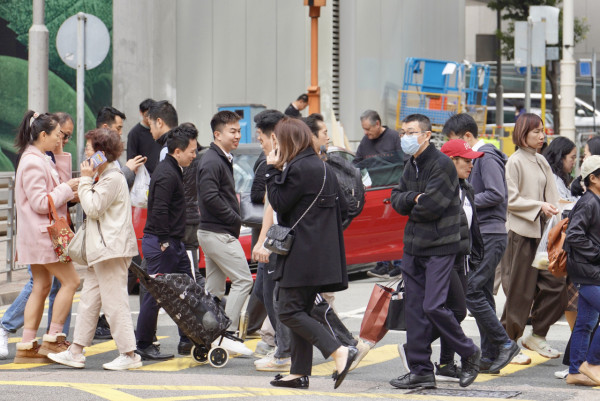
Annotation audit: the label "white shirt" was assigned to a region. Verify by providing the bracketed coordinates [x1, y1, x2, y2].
[472, 139, 486, 152]
[460, 188, 473, 228]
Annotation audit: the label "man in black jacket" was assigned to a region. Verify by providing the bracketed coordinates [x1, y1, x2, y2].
[389, 114, 480, 389]
[126, 98, 158, 174]
[197, 111, 254, 356]
[135, 126, 198, 361]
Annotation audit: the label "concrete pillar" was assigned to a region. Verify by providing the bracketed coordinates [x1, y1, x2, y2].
[28, 0, 49, 113]
[560, 0, 576, 141]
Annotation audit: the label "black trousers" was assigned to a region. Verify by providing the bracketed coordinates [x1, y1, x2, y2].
[276, 284, 341, 376]
[401, 253, 478, 375]
[437, 265, 468, 364]
[137, 234, 192, 348]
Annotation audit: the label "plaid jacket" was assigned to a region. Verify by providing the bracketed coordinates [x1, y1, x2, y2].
[391, 143, 461, 256]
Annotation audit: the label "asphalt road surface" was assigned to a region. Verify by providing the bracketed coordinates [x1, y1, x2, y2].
[0, 274, 597, 401]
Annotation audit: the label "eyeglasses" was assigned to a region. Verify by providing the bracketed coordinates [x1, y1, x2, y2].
[399, 130, 428, 138]
[60, 130, 72, 141]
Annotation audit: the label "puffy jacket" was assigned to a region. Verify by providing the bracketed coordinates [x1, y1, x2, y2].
[78, 165, 138, 265]
[565, 190, 600, 286]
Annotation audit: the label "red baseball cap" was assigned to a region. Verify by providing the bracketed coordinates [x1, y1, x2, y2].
[441, 139, 484, 159]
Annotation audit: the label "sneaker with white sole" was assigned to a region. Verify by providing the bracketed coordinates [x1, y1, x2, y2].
[521, 334, 561, 359]
[213, 337, 253, 356]
[254, 340, 276, 358]
[255, 349, 277, 366]
[47, 347, 86, 368]
[509, 351, 531, 365]
[255, 356, 292, 371]
[103, 353, 142, 370]
[350, 339, 373, 371]
[555, 368, 569, 379]
[0, 327, 8, 359]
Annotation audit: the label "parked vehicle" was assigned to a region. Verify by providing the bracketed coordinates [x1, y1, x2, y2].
[488, 92, 600, 129]
[485, 106, 554, 136]
[131, 144, 407, 276]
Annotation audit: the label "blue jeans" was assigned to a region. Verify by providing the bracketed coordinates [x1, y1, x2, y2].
[570, 284, 600, 373]
[1, 266, 71, 336]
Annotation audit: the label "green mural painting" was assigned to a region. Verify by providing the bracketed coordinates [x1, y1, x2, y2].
[0, 0, 113, 171]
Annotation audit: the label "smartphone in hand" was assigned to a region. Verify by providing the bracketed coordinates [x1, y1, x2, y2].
[89, 151, 107, 168]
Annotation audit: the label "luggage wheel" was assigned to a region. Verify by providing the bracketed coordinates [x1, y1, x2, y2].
[208, 346, 229, 368]
[191, 344, 209, 363]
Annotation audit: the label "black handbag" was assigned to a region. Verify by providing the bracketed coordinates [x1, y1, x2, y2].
[386, 280, 406, 331]
[240, 192, 264, 228]
[263, 161, 327, 256]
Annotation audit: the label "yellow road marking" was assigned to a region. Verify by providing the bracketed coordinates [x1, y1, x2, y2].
[0, 381, 537, 401]
[476, 349, 551, 382]
[311, 344, 399, 376]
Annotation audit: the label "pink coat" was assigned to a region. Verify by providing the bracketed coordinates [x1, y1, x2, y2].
[15, 145, 74, 265]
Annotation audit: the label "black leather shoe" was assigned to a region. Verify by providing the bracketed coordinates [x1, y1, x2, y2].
[270, 374, 309, 389]
[460, 348, 481, 387]
[94, 325, 112, 340]
[489, 340, 519, 373]
[390, 373, 436, 389]
[479, 359, 500, 374]
[135, 344, 174, 361]
[332, 346, 358, 389]
[178, 341, 193, 356]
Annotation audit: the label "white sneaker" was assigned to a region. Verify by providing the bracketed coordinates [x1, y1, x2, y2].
[555, 368, 569, 379]
[103, 353, 142, 370]
[255, 355, 291, 372]
[0, 327, 9, 359]
[350, 339, 373, 371]
[521, 334, 561, 359]
[213, 337, 253, 356]
[255, 349, 277, 365]
[47, 347, 86, 368]
[509, 351, 531, 365]
[254, 340, 275, 358]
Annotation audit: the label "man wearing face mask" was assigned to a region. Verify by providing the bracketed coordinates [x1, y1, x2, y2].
[389, 114, 481, 390]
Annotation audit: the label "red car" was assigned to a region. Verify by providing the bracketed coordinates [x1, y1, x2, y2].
[131, 145, 407, 275]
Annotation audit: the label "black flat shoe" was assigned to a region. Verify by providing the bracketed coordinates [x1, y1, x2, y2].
[270, 374, 309, 389]
[332, 346, 358, 389]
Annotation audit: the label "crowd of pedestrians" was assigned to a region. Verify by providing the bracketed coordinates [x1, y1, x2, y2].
[0, 99, 599, 391]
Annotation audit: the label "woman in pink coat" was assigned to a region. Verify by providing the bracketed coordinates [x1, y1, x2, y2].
[13, 111, 79, 363]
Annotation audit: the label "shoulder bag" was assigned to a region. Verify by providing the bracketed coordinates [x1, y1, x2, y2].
[263, 161, 326, 255]
[67, 220, 87, 265]
[47, 195, 74, 263]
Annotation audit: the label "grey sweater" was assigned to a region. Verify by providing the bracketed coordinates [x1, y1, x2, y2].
[467, 142, 508, 235]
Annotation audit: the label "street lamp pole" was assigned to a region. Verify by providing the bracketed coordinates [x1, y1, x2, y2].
[304, 0, 326, 114]
[28, 0, 49, 113]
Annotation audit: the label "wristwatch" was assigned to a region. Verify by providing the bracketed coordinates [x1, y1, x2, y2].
[161, 242, 170, 249]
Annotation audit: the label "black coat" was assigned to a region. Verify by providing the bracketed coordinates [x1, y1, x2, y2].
[457, 179, 484, 271]
[144, 154, 186, 242]
[266, 148, 348, 292]
[197, 143, 241, 238]
[565, 190, 600, 285]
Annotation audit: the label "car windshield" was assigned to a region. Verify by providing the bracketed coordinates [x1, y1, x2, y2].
[330, 149, 404, 189]
[233, 153, 260, 193]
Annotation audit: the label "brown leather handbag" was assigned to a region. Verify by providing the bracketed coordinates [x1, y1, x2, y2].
[47, 195, 74, 263]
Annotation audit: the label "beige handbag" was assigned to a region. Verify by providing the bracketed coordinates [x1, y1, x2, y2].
[67, 220, 87, 265]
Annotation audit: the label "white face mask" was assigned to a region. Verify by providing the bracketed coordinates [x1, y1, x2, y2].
[401, 135, 421, 155]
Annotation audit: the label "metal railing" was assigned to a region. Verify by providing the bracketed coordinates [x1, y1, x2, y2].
[0, 175, 19, 282]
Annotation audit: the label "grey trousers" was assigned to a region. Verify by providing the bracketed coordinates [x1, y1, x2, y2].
[197, 229, 253, 329]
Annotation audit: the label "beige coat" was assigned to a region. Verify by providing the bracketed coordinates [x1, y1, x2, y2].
[505, 146, 559, 238]
[78, 165, 138, 265]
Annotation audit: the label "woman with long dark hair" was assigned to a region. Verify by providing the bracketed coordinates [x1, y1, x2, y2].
[265, 118, 357, 390]
[13, 111, 79, 363]
[500, 113, 565, 365]
[543, 136, 577, 202]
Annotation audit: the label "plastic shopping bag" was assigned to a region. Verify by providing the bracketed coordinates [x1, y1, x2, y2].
[130, 165, 150, 208]
[532, 214, 559, 270]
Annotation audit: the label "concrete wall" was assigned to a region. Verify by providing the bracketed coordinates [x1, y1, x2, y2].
[339, 0, 465, 146]
[113, 0, 465, 148]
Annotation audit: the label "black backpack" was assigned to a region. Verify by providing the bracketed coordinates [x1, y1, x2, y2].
[325, 153, 365, 229]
